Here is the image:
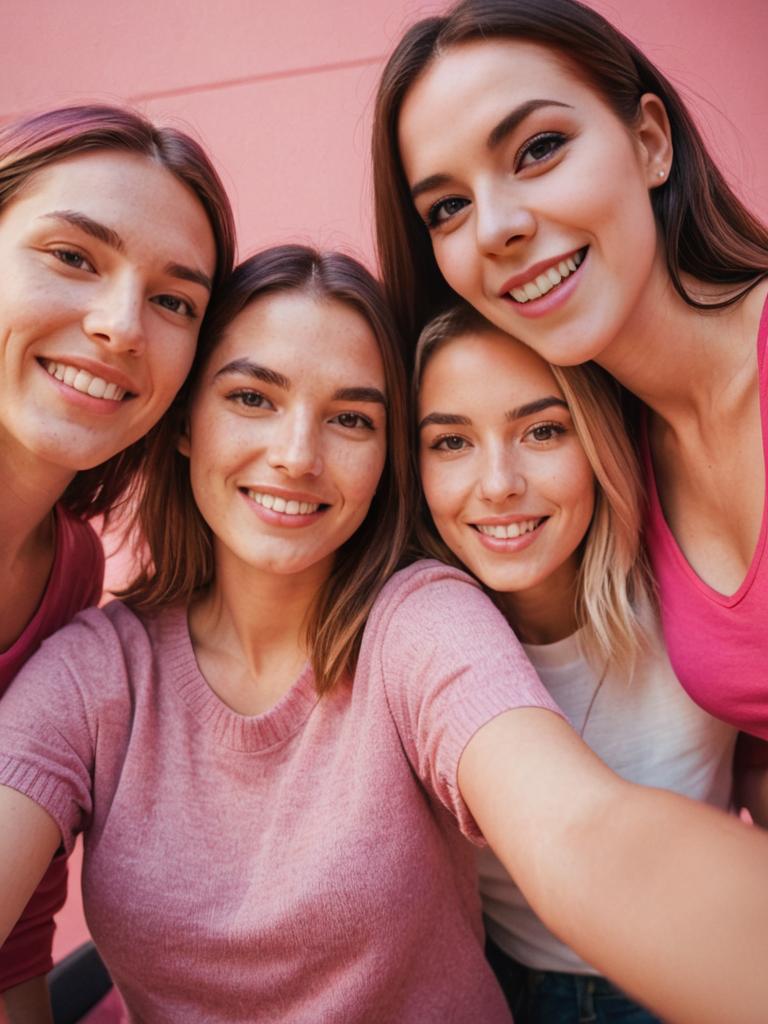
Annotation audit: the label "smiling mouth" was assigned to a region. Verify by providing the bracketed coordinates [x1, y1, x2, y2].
[246, 490, 326, 516]
[42, 359, 130, 401]
[507, 248, 587, 304]
[472, 517, 546, 539]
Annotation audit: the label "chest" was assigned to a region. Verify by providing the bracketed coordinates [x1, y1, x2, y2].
[651, 382, 765, 595]
[79, 692, 480, 1009]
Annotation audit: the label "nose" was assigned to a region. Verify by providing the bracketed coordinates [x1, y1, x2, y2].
[82, 274, 146, 355]
[478, 441, 526, 503]
[474, 185, 537, 255]
[267, 408, 323, 478]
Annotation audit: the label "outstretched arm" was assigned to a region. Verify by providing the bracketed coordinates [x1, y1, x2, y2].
[460, 707, 768, 1024]
[0, 787, 60, 950]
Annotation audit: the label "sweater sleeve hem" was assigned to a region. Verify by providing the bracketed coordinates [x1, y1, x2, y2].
[0, 758, 75, 854]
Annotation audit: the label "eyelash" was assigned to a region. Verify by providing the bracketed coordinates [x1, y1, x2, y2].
[422, 130, 569, 229]
[430, 433, 469, 452]
[52, 248, 95, 273]
[51, 248, 197, 319]
[525, 421, 566, 443]
[514, 131, 569, 171]
[227, 389, 273, 410]
[332, 412, 374, 430]
[152, 294, 198, 319]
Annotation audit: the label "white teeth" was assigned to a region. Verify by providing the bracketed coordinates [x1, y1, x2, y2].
[43, 360, 126, 401]
[248, 491, 320, 516]
[509, 250, 585, 303]
[476, 518, 542, 539]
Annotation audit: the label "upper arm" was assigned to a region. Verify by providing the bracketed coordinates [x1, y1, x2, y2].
[0, 786, 61, 948]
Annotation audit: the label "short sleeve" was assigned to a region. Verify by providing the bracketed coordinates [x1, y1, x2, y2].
[372, 562, 563, 841]
[0, 611, 110, 856]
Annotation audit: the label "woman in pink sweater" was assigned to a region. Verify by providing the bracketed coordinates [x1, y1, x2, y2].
[0, 245, 768, 1023]
[372, 0, 768, 775]
[0, 105, 235, 1021]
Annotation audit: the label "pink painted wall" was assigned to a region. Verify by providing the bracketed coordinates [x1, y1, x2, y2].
[2, 0, 765, 964]
[2, 0, 766, 270]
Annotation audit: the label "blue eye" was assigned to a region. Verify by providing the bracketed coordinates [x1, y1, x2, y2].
[516, 132, 568, 171]
[425, 196, 470, 229]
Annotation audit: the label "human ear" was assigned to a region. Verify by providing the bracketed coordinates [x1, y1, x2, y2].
[635, 93, 673, 187]
[177, 420, 191, 458]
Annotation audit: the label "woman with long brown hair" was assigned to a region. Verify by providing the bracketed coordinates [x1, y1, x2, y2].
[0, 103, 235, 1021]
[372, 0, 768, 787]
[1, 247, 768, 1023]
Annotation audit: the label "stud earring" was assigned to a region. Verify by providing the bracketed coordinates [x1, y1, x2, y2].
[657, 169, 666, 179]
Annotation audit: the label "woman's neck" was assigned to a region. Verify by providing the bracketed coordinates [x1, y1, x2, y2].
[187, 545, 333, 716]
[0, 434, 73, 570]
[499, 556, 580, 646]
[596, 270, 766, 427]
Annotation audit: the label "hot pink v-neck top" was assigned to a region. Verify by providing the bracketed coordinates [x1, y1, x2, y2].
[643, 295, 768, 743]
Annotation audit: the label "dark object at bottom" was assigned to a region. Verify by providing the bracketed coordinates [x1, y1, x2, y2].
[486, 935, 664, 1024]
[48, 941, 113, 1024]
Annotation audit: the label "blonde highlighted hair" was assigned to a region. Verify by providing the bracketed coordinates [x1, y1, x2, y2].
[413, 306, 653, 671]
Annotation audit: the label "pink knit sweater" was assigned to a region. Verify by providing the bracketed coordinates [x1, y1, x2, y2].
[0, 561, 561, 1023]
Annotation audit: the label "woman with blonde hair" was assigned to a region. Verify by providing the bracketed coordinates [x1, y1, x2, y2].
[415, 304, 737, 1023]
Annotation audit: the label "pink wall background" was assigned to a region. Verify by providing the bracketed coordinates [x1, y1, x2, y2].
[3, 0, 765, 268]
[2, 0, 765, 964]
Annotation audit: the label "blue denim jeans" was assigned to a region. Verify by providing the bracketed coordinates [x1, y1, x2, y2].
[486, 937, 664, 1024]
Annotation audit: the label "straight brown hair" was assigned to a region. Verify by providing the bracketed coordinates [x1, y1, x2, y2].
[121, 245, 413, 694]
[0, 104, 236, 521]
[372, 0, 768, 350]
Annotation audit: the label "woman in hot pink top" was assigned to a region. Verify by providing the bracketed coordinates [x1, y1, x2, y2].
[371, 0, 768, 771]
[1, 246, 768, 1023]
[0, 105, 235, 1020]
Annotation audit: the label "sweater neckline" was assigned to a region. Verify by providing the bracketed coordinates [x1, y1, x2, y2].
[156, 604, 320, 752]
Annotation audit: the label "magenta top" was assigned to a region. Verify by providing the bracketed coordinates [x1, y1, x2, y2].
[0, 561, 561, 1023]
[642, 295, 768, 743]
[0, 505, 103, 990]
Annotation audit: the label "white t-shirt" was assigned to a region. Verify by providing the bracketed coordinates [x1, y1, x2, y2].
[479, 612, 736, 974]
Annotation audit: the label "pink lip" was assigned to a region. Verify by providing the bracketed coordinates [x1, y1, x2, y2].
[497, 247, 585, 296]
[40, 365, 127, 416]
[472, 519, 546, 554]
[241, 489, 328, 529]
[470, 514, 545, 527]
[39, 356, 137, 395]
[500, 251, 587, 320]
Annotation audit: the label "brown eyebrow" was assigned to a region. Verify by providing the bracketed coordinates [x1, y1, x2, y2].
[165, 261, 212, 293]
[40, 211, 211, 292]
[410, 99, 573, 201]
[487, 99, 572, 150]
[214, 360, 290, 390]
[333, 386, 387, 407]
[41, 210, 124, 251]
[506, 396, 569, 421]
[418, 412, 472, 431]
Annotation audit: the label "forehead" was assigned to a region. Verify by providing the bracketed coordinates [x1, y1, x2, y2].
[399, 38, 601, 176]
[4, 150, 215, 267]
[421, 329, 561, 405]
[214, 291, 386, 383]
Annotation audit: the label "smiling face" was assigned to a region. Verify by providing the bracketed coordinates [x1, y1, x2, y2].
[182, 290, 388, 587]
[418, 327, 594, 630]
[0, 150, 216, 481]
[399, 39, 671, 367]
